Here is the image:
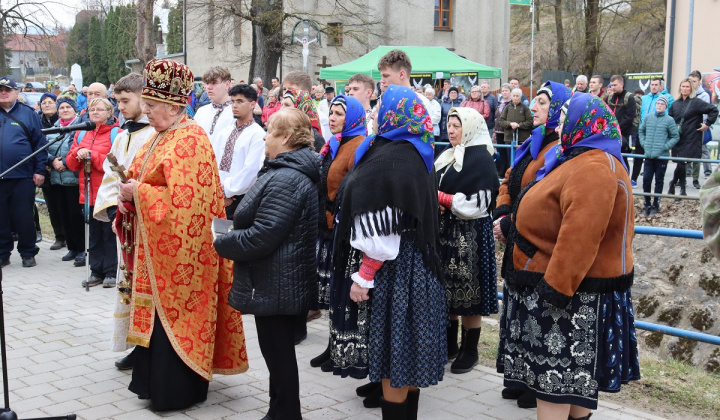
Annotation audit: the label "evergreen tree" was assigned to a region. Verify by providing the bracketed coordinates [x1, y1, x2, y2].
[104, 7, 121, 84]
[88, 16, 106, 84]
[166, 0, 184, 55]
[66, 18, 92, 83]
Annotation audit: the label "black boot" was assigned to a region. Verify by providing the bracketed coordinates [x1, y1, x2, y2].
[451, 327, 480, 374]
[568, 413, 592, 420]
[680, 184, 687, 196]
[406, 389, 419, 420]
[310, 339, 331, 367]
[517, 389, 537, 409]
[667, 180, 676, 195]
[356, 381, 381, 397]
[447, 319, 459, 360]
[363, 384, 383, 408]
[380, 397, 407, 420]
[501, 387, 524, 399]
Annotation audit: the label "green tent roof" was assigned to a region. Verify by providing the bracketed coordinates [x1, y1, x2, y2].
[319, 46, 502, 80]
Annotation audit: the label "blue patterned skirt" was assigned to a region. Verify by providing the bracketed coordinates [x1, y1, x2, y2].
[499, 285, 640, 409]
[368, 239, 447, 388]
[438, 215, 499, 316]
[315, 236, 333, 310]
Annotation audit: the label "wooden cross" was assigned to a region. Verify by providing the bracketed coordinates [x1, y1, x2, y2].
[107, 153, 128, 183]
[315, 56, 332, 84]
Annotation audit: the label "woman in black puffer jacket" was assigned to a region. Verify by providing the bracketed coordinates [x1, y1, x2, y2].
[214, 108, 319, 420]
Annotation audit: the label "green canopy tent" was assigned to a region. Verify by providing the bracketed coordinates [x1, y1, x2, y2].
[318, 46, 502, 80]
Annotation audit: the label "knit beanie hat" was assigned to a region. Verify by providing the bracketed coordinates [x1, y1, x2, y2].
[657, 95, 669, 108]
[40, 92, 57, 105]
[56, 96, 78, 112]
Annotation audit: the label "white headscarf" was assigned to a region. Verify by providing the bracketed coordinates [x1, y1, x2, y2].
[434, 107, 494, 172]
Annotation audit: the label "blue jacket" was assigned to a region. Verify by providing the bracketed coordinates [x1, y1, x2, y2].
[638, 111, 679, 159]
[76, 93, 87, 111]
[0, 101, 47, 179]
[640, 89, 674, 122]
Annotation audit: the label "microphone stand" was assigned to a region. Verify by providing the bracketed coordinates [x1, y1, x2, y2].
[0, 132, 78, 419]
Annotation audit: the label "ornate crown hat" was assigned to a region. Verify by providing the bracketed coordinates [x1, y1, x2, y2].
[142, 59, 193, 106]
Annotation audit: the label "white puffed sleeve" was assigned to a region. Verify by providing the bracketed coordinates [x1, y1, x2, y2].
[349, 206, 401, 288]
[451, 190, 493, 220]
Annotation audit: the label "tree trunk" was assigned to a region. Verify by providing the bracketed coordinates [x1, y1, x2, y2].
[249, 0, 283, 84]
[554, 0, 566, 70]
[135, 0, 156, 65]
[582, 0, 599, 75]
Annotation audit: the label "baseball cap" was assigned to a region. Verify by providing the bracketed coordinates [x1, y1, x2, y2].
[0, 76, 18, 89]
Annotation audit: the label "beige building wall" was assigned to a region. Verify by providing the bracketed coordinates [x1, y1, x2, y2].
[663, 0, 720, 94]
[185, 0, 510, 86]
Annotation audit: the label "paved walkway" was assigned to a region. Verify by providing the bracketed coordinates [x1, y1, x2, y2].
[1, 241, 666, 420]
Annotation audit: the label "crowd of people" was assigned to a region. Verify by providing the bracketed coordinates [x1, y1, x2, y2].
[5, 49, 720, 420]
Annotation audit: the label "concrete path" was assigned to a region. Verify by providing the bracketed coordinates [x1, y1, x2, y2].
[0, 241, 667, 420]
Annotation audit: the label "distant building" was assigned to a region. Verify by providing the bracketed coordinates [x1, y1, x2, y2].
[184, 0, 510, 87]
[6, 34, 66, 80]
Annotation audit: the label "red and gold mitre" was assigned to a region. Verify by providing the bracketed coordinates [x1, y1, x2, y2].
[142, 59, 194, 106]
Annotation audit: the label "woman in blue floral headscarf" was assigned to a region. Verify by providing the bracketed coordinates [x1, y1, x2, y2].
[333, 85, 445, 419]
[500, 93, 640, 419]
[308, 95, 366, 370]
[493, 80, 571, 409]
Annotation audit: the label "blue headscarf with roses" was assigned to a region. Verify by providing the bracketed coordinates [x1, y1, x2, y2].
[512, 80, 571, 167]
[535, 92, 625, 181]
[354, 84, 435, 172]
[322, 94, 366, 160]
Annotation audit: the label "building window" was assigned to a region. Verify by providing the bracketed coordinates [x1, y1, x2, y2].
[434, 0, 452, 29]
[208, 3, 215, 49]
[233, 15, 241, 45]
[327, 22, 343, 46]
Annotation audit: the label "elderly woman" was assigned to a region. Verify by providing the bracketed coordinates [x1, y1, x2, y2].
[66, 97, 120, 288]
[497, 88, 533, 146]
[440, 87, 464, 141]
[667, 78, 718, 197]
[502, 93, 639, 419]
[282, 88, 326, 151]
[46, 97, 85, 263]
[261, 90, 282, 128]
[37, 92, 65, 250]
[309, 95, 367, 370]
[494, 80, 571, 409]
[215, 108, 319, 420]
[435, 107, 499, 375]
[494, 83, 513, 174]
[334, 85, 445, 419]
[424, 88, 442, 137]
[461, 85, 490, 121]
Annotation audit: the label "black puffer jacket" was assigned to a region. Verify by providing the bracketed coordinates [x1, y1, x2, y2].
[669, 96, 719, 158]
[214, 146, 320, 316]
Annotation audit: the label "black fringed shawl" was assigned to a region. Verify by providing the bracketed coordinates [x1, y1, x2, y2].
[437, 145, 500, 215]
[334, 137, 441, 280]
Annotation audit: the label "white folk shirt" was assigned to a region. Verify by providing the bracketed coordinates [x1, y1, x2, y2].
[212, 121, 266, 198]
[195, 102, 236, 148]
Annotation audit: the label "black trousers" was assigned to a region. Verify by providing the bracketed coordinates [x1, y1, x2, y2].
[54, 185, 85, 252]
[0, 178, 38, 260]
[643, 159, 668, 207]
[630, 130, 644, 182]
[621, 135, 631, 169]
[42, 184, 66, 241]
[672, 161, 687, 188]
[129, 316, 209, 411]
[85, 205, 117, 278]
[255, 314, 302, 420]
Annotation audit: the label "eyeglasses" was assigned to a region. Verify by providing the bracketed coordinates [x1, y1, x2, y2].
[88, 108, 109, 113]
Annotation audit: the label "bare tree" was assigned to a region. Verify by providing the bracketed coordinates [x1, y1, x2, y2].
[135, 0, 156, 65]
[554, 0, 567, 70]
[0, 0, 59, 74]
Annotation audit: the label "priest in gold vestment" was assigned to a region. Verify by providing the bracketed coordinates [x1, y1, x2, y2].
[117, 58, 248, 411]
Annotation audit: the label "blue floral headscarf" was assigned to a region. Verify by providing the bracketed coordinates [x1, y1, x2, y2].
[322, 95, 366, 159]
[535, 92, 625, 180]
[512, 80, 571, 167]
[354, 85, 435, 172]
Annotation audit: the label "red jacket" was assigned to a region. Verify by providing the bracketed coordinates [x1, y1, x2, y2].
[66, 118, 122, 205]
[461, 99, 491, 120]
[262, 101, 282, 126]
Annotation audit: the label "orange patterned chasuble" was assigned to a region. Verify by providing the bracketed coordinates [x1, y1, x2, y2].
[126, 116, 248, 380]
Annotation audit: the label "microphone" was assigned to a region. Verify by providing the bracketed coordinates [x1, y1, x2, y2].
[41, 121, 97, 135]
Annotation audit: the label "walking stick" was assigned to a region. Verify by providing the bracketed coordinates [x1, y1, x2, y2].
[83, 153, 91, 292]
